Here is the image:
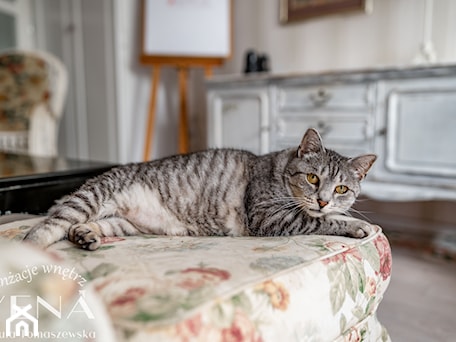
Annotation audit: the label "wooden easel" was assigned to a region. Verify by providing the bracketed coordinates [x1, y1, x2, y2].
[143, 66, 160, 161]
[140, 0, 232, 161]
[141, 64, 215, 161]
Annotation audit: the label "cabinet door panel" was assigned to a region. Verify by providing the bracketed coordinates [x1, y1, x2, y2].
[208, 89, 269, 155]
[387, 90, 456, 177]
[221, 97, 261, 153]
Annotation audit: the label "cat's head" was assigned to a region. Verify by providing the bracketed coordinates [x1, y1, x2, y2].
[285, 128, 376, 218]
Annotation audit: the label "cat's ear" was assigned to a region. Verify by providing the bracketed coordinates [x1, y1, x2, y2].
[349, 154, 377, 180]
[297, 128, 325, 158]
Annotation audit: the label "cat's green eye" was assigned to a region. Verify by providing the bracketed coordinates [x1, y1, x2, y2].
[335, 185, 349, 194]
[307, 173, 319, 185]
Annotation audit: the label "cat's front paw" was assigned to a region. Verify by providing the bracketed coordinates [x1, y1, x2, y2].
[68, 223, 101, 250]
[346, 221, 374, 239]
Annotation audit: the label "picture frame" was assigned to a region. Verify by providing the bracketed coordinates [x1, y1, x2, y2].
[279, 0, 372, 24]
[140, 0, 232, 67]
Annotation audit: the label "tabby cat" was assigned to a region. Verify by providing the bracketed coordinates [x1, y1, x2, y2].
[24, 128, 376, 250]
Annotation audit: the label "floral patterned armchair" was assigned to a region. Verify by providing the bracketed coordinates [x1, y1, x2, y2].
[0, 50, 67, 156]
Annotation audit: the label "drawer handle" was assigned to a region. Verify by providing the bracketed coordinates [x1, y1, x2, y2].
[309, 88, 332, 106]
[222, 103, 238, 113]
[317, 121, 331, 136]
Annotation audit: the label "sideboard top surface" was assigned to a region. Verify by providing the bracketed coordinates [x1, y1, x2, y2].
[207, 63, 456, 87]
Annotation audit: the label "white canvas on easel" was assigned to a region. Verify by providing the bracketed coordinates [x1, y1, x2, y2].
[143, 0, 230, 58]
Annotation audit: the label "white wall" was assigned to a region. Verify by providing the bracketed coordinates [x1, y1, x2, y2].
[220, 0, 456, 75]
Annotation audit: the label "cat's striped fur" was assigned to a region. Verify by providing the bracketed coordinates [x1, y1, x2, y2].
[24, 129, 377, 250]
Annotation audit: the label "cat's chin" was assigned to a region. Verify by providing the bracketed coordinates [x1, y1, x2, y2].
[306, 209, 326, 218]
[305, 206, 341, 218]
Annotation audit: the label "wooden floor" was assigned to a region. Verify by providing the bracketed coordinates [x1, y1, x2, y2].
[377, 247, 456, 342]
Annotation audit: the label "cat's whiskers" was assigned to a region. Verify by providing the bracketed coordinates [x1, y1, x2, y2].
[271, 201, 303, 227]
[347, 207, 372, 222]
[269, 199, 302, 219]
[255, 196, 299, 209]
[341, 209, 353, 217]
[254, 197, 302, 220]
[297, 196, 315, 211]
[330, 207, 349, 216]
[250, 196, 303, 227]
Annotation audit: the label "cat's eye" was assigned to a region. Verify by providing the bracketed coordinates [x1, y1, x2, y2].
[306, 173, 319, 185]
[335, 185, 349, 194]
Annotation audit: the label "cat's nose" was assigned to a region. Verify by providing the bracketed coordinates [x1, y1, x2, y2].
[317, 199, 328, 208]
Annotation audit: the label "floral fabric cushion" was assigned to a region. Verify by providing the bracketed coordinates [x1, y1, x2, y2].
[0, 218, 392, 342]
[0, 53, 51, 131]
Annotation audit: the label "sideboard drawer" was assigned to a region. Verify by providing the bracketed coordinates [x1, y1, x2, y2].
[276, 117, 369, 142]
[277, 83, 373, 111]
[275, 140, 369, 158]
[274, 117, 372, 157]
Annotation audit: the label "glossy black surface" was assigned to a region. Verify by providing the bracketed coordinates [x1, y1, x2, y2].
[0, 153, 117, 214]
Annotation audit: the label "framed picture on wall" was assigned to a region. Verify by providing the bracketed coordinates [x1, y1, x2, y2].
[279, 0, 373, 23]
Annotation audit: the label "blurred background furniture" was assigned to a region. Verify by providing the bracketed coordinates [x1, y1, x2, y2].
[0, 152, 116, 215]
[206, 64, 456, 201]
[0, 49, 68, 157]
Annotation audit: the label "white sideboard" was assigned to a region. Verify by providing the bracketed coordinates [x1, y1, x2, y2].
[206, 65, 456, 201]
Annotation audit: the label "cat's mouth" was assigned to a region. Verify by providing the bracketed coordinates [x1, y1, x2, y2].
[298, 199, 331, 218]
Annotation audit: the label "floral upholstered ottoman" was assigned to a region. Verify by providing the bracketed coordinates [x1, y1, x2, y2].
[0, 217, 391, 341]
